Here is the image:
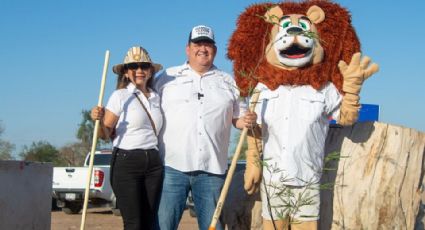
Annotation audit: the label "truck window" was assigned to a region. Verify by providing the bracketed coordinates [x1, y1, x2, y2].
[85, 154, 112, 166]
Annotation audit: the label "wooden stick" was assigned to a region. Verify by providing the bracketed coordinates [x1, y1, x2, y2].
[209, 90, 261, 230]
[80, 50, 110, 230]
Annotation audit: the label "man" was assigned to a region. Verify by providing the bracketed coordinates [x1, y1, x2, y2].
[154, 25, 256, 230]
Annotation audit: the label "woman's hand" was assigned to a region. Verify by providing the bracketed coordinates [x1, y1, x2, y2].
[91, 106, 105, 121]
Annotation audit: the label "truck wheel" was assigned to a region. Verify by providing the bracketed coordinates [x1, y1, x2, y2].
[111, 196, 121, 216]
[51, 197, 60, 211]
[112, 208, 121, 216]
[189, 207, 197, 217]
[62, 202, 82, 214]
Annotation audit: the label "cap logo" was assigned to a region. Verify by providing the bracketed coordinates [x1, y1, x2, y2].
[194, 27, 210, 36]
[190, 25, 214, 43]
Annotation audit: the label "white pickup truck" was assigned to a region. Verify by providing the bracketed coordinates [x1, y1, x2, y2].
[52, 150, 119, 215]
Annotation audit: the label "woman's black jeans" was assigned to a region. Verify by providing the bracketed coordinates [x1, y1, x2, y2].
[110, 148, 163, 230]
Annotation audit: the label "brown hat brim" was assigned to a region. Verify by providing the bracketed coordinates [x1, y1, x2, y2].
[112, 62, 163, 75]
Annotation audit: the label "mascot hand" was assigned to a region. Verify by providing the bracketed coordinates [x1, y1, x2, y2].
[339, 93, 361, 125]
[338, 52, 379, 95]
[245, 156, 261, 195]
[244, 133, 262, 195]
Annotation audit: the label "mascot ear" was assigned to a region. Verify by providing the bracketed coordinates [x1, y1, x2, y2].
[307, 5, 325, 24]
[264, 5, 283, 25]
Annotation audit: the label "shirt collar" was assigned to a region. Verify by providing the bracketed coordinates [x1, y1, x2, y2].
[126, 83, 156, 99]
[182, 62, 218, 77]
[126, 83, 139, 94]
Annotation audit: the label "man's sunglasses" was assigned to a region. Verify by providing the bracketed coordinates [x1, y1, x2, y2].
[125, 62, 152, 70]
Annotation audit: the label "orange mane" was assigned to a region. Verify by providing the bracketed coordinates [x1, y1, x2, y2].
[227, 0, 360, 96]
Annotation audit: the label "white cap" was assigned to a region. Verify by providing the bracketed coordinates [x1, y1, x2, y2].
[189, 25, 215, 44]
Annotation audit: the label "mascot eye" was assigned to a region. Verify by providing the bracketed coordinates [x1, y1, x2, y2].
[298, 19, 311, 30]
[280, 18, 292, 29]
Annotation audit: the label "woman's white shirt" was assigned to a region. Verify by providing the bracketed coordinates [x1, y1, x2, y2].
[106, 83, 163, 150]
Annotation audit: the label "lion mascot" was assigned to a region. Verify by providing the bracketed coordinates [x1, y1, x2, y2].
[227, 1, 379, 229]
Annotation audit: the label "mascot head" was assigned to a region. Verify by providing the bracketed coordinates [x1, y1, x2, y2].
[265, 5, 325, 69]
[228, 0, 360, 96]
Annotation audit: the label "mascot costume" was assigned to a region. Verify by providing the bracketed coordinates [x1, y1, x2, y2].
[227, 1, 379, 229]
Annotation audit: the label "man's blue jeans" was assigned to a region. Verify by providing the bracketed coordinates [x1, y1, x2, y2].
[156, 166, 225, 230]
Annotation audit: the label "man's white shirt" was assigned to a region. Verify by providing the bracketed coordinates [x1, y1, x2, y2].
[154, 63, 247, 174]
[254, 82, 342, 186]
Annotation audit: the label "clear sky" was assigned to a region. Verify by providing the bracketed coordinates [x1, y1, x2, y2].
[1, 0, 424, 157]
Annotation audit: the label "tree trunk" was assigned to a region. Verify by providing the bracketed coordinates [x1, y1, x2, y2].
[223, 122, 425, 229]
[321, 122, 425, 229]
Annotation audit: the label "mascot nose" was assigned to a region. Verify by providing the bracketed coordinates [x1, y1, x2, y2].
[287, 27, 303, 35]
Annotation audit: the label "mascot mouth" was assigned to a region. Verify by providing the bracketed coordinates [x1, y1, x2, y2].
[280, 44, 312, 59]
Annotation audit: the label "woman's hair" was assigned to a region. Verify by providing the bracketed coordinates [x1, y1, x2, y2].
[115, 66, 156, 89]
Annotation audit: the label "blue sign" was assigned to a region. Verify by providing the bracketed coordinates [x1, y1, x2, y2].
[329, 104, 379, 124]
[358, 104, 380, 122]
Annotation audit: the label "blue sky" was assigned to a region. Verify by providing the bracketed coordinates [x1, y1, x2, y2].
[1, 0, 424, 156]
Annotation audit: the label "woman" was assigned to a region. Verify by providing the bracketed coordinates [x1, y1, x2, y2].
[91, 46, 163, 230]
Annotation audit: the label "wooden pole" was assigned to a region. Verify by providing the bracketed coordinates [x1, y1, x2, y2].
[209, 90, 261, 230]
[80, 50, 110, 230]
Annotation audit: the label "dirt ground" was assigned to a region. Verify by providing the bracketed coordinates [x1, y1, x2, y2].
[51, 208, 198, 230]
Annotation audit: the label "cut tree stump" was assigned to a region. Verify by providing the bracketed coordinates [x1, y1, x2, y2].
[321, 122, 425, 229]
[224, 122, 425, 229]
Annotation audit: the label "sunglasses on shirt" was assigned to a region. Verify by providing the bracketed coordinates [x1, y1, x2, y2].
[124, 62, 152, 70]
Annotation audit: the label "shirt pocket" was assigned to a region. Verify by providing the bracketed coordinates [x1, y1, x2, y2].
[298, 94, 325, 122]
[208, 80, 234, 92]
[162, 78, 193, 105]
[259, 91, 281, 123]
[207, 81, 234, 106]
[150, 100, 161, 112]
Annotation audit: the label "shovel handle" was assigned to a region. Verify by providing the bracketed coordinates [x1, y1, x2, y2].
[208, 90, 261, 229]
[80, 50, 110, 230]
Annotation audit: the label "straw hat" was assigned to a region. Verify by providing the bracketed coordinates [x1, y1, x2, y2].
[112, 46, 163, 74]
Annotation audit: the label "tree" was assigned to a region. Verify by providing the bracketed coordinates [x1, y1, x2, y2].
[76, 110, 94, 152]
[0, 140, 14, 160]
[0, 122, 15, 160]
[20, 141, 65, 166]
[55, 109, 112, 167]
[59, 142, 89, 166]
[76, 110, 110, 153]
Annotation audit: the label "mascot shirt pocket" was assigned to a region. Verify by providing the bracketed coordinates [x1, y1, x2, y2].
[259, 91, 281, 124]
[161, 78, 194, 108]
[297, 93, 326, 122]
